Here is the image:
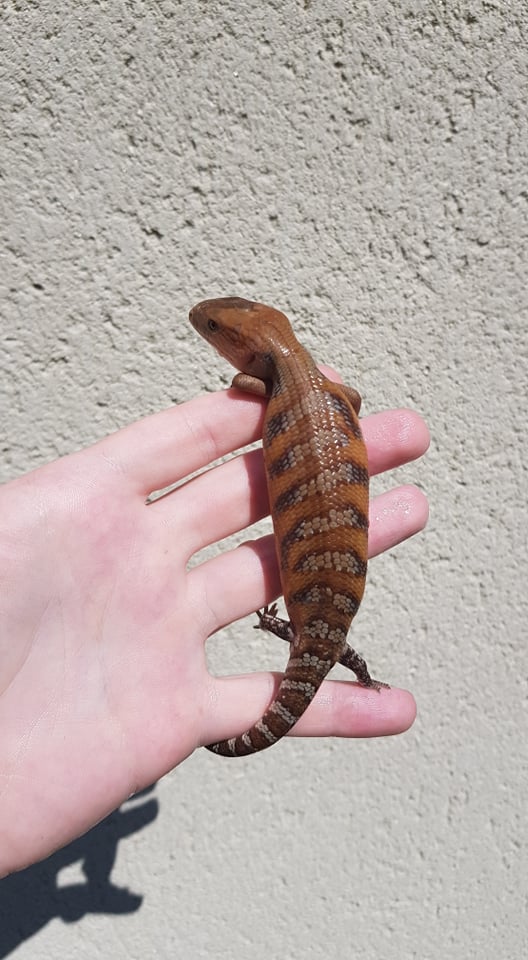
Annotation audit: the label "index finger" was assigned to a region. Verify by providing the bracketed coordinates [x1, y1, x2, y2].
[93, 388, 266, 495]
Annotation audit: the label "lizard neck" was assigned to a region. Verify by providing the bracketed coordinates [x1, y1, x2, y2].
[270, 337, 322, 396]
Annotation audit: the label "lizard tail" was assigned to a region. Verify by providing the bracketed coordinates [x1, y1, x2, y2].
[205, 643, 335, 757]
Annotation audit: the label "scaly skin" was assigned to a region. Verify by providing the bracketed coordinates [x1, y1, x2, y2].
[190, 297, 386, 756]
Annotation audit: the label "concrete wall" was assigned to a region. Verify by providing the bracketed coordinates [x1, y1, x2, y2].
[1, 2, 526, 958]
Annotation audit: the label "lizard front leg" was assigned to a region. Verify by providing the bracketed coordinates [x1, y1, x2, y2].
[340, 383, 362, 414]
[231, 372, 271, 397]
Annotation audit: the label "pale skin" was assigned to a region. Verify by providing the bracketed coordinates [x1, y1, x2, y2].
[0, 377, 429, 877]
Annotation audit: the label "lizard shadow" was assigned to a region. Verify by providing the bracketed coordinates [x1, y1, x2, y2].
[0, 785, 159, 958]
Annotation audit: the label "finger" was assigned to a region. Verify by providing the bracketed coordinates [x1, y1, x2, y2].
[149, 448, 268, 559]
[94, 389, 266, 495]
[368, 484, 429, 558]
[362, 408, 430, 476]
[187, 483, 428, 635]
[201, 673, 416, 745]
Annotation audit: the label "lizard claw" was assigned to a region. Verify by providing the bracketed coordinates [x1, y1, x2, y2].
[363, 678, 391, 691]
[254, 603, 279, 628]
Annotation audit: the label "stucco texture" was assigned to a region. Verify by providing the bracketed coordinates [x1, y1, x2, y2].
[1, 1, 527, 958]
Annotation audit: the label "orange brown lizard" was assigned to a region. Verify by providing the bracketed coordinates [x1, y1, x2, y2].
[189, 297, 386, 756]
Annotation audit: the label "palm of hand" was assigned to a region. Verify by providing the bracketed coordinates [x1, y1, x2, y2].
[0, 387, 429, 874]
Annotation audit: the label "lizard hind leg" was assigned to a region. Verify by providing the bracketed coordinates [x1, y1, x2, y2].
[256, 606, 389, 690]
[254, 604, 295, 643]
[339, 645, 390, 691]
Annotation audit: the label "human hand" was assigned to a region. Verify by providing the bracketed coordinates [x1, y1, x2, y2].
[0, 384, 428, 875]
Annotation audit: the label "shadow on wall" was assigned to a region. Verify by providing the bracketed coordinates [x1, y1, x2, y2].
[0, 786, 159, 958]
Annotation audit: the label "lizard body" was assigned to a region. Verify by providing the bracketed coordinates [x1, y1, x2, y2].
[189, 297, 385, 756]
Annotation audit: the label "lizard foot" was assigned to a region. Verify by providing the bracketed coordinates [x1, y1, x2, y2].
[254, 605, 294, 643]
[340, 645, 390, 690]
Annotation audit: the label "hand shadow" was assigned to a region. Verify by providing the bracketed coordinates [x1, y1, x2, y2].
[0, 786, 159, 958]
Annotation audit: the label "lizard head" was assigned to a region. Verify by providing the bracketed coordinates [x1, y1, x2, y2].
[189, 296, 293, 377]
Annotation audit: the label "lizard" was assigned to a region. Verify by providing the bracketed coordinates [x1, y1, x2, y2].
[189, 296, 387, 757]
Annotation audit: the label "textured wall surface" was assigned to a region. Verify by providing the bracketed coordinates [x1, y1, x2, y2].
[1, 1, 527, 958]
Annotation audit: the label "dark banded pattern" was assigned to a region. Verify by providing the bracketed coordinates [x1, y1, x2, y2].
[293, 547, 367, 578]
[273, 461, 370, 513]
[280, 505, 369, 565]
[268, 429, 351, 478]
[189, 296, 383, 757]
[289, 584, 361, 618]
[264, 409, 296, 444]
[328, 392, 364, 438]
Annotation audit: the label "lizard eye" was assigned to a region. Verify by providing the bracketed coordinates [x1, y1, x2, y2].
[207, 318, 218, 332]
